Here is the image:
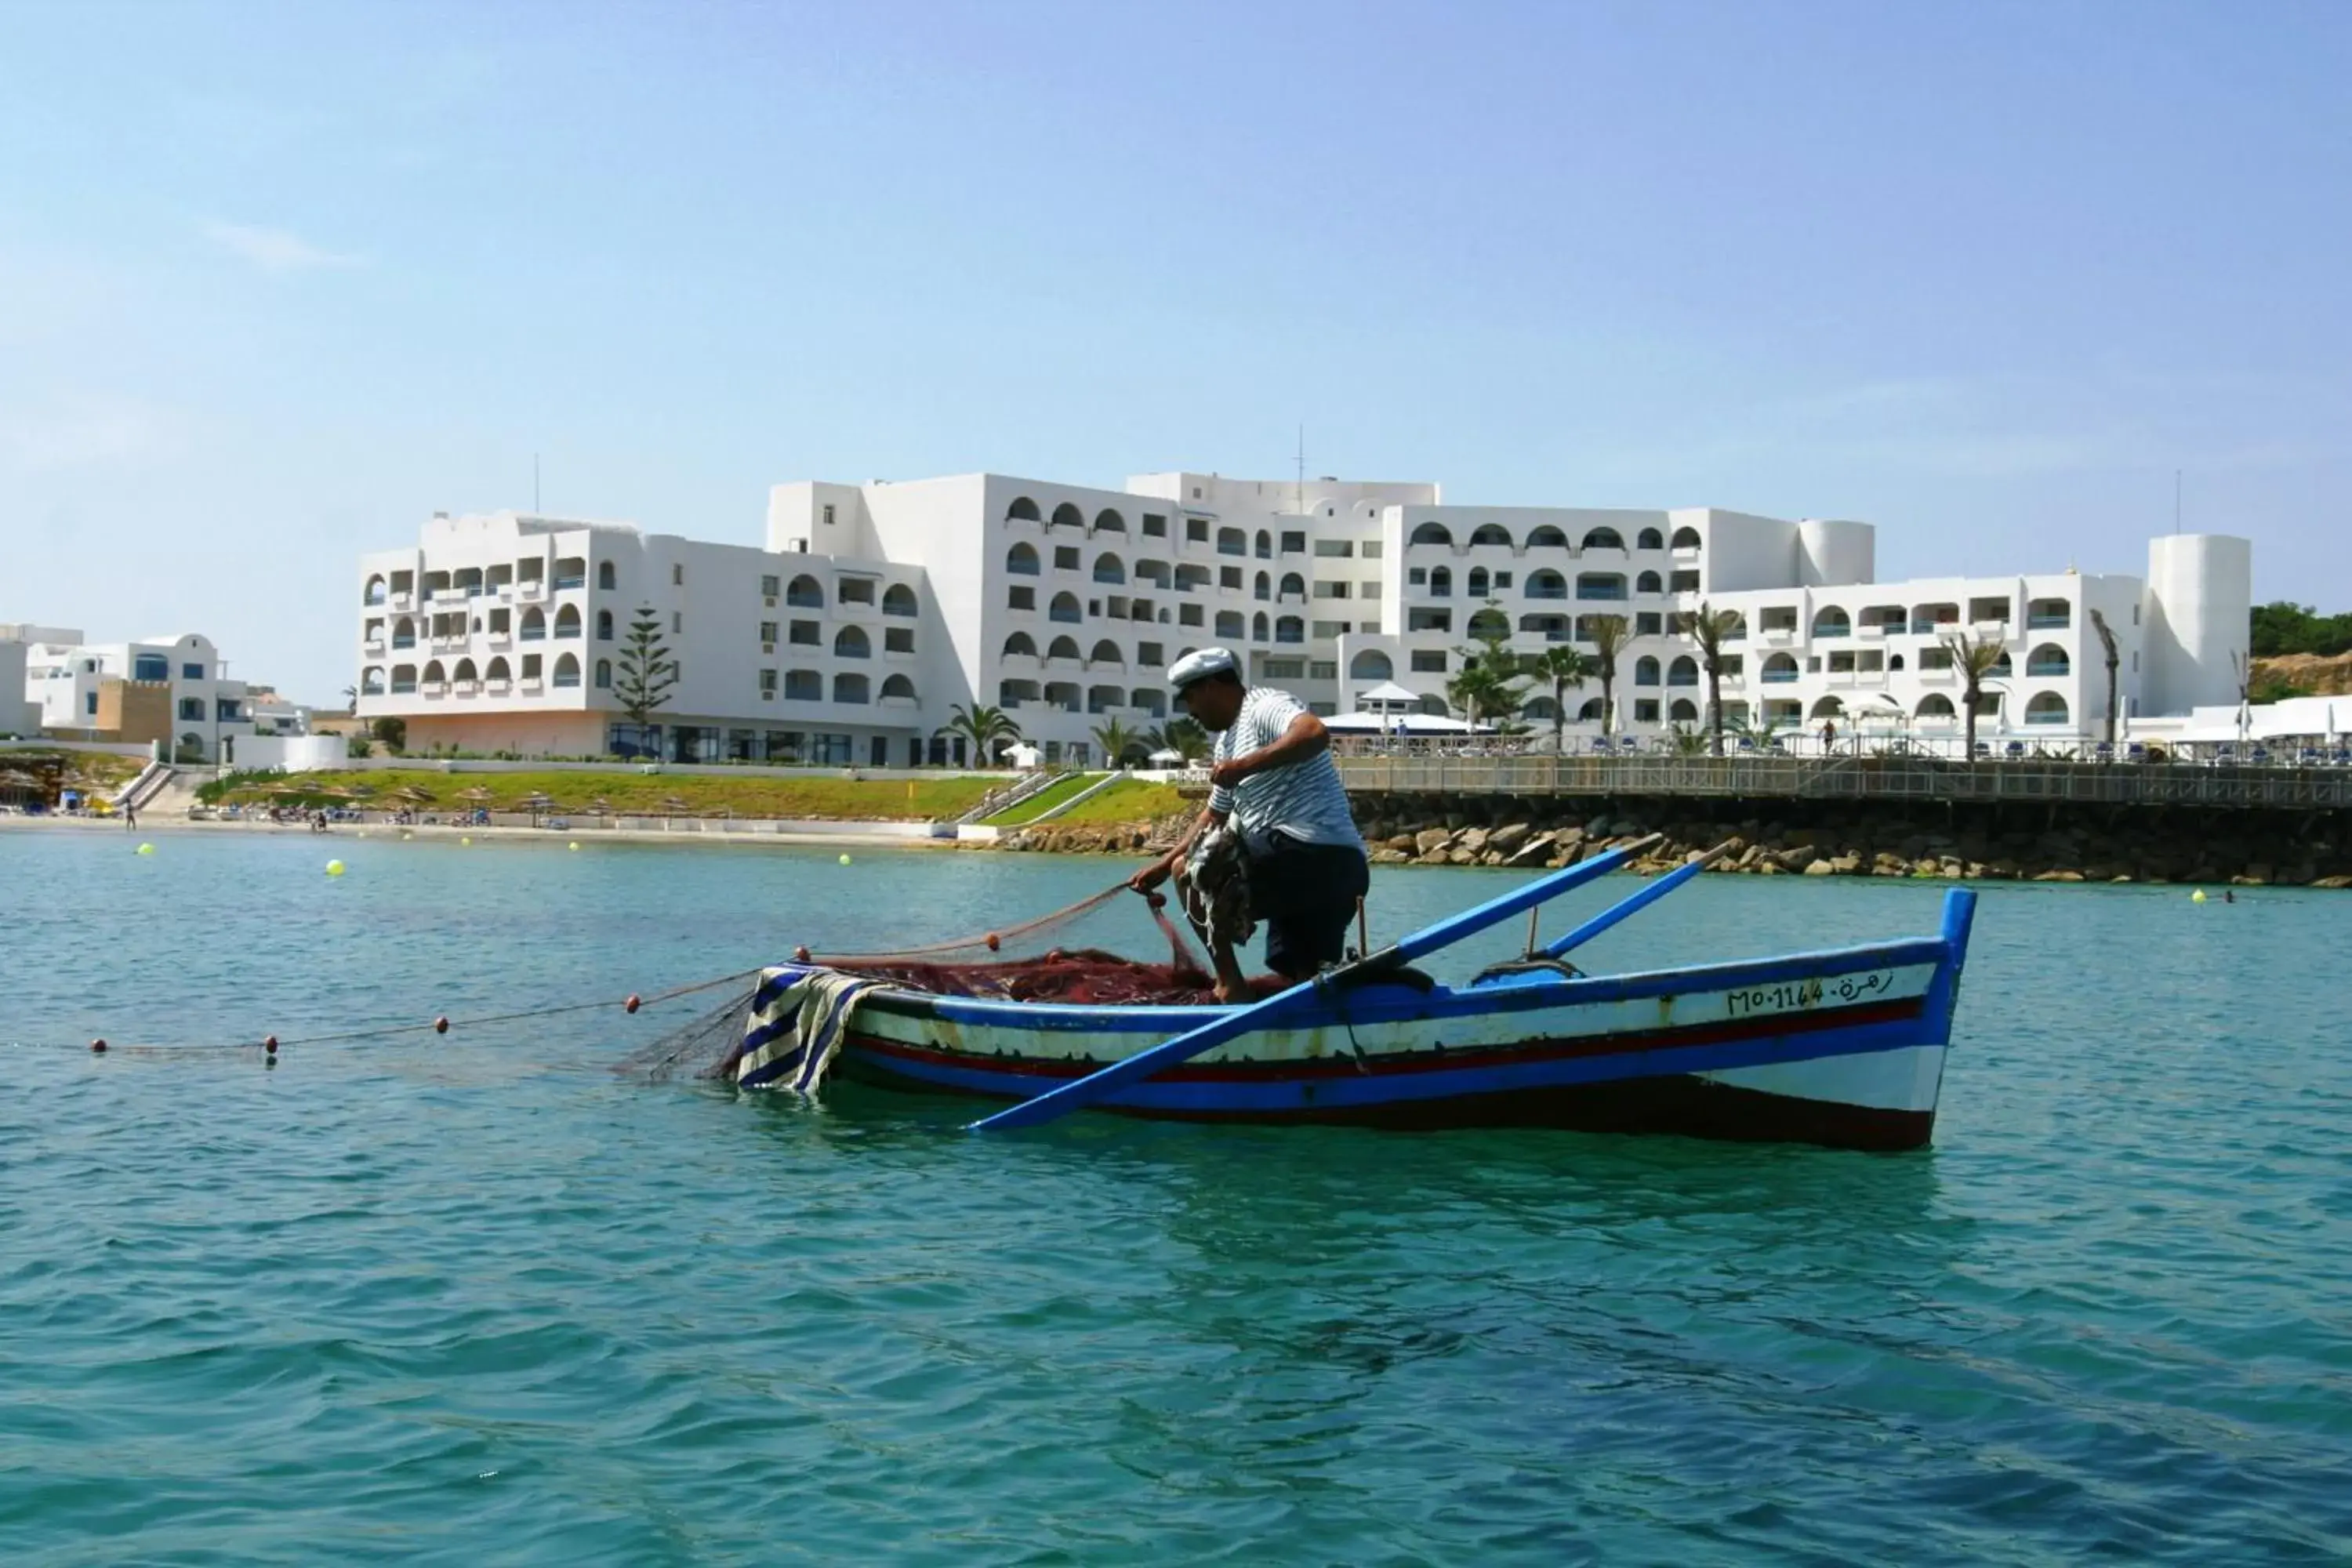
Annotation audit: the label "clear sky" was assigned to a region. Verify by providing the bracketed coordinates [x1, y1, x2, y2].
[3, 0, 2347, 704]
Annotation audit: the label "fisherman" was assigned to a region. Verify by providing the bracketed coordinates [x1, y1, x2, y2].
[1127, 648, 1369, 1003]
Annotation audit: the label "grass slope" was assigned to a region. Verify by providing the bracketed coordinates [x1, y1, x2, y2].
[982, 772, 1104, 826]
[201, 768, 1000, 821]
[1041, 778, 1189, 826]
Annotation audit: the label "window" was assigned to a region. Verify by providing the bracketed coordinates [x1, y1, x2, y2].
[85, 691, 99, 717]
[672, 612, 683, 634]
[598, 561, 617, 590]
[839, 578, 874, 605]
[1138, 642, 1163, 666]
[183, 662, 205, 681]
[822, 503, 836, 527]
[488, 608, 510, 635]
[1186, 518, 1209, 543]
[1263, 658, 1305, 679]
[811, 732, 852, 765]
[1411, 521, 1453, 546]
[1634, 699, 1660, 723]
[883, 584, 917, 617]
[1408, 567, 1427, 586]
[1360, 581, 1381, 599]
[595, 659, 613, 689]
[761, 574, 780, 597]
[1142, 514, 1167, 537]
[1218, 528, 1247, 557]
[1361, 540, 1382, 559]
[1313, 539, 1352, 557]
[1220, 566, 1243, 590]
[597, 610, 614, 641]
[1669, 570, 1700, 594]
[834, 626, 870, 659]
[521, 654, 542, 681]
[786, 669, 822, 700]
[1053, 546, 1080, 572]
[760, 621, 780, 644]
[554, 653, 582, 688]
[1406, 608, 1452, 633]
[1312, 621, 1348, 641]
[1314, 582, 1350, 598]
[789, 620, 820, 645]
[1008, 586, 1036, 611]
[1494, 572, 1512, 589]
[834, 673, 869, 704]
[1179, 604, 1203, 627]
[884, 626, 913, 654]
[554, 557, 586, 590]
[1410, 649, 1448, 673]
[1281, 531, 1307, 554]
[786, 575, 824, 608]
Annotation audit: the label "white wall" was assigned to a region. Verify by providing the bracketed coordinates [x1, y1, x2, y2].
[2143, 535, 2252, 714]
[232, 734, 350, 771]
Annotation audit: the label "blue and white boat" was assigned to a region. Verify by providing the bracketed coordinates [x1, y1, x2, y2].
[735, 840, 1979, 1151]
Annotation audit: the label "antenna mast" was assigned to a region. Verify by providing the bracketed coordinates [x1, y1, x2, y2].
[1296, 424, 1305, 515]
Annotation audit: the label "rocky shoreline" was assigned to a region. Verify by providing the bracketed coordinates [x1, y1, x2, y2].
[993, 794, 2352, 889]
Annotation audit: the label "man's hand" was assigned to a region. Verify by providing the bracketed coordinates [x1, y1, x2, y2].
[1207, 757, 1252, 790]
[1127, 857, 1174, 895]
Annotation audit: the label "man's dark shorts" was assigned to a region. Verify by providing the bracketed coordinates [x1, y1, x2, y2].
[1246, 832, 1371, 980]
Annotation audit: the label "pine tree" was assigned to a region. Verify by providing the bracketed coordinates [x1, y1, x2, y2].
[614, 605, 679, 736]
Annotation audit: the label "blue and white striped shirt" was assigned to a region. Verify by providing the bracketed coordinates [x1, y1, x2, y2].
[1207, 687, 1363, 855]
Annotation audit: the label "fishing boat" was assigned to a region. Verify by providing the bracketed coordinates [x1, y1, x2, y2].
[728, 840, 1979, 1152]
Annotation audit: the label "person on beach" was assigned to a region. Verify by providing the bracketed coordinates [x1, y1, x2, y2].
[1127, 648, 1369, 1003]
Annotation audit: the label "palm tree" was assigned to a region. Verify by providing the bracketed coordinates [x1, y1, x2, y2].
[1444, 659, 1523, 731]
[939, 702, 1023, 766]
[1518, 644, 1592, 753]
[1723, 708, 1788, 753]
[1676, 602, 1744, 756]
[1584, 615, 1632, 736]
[1091, 717, 1142, 768]
[1942, 633, 2009, 761]
[2089, 608, 2120, 746]
[1145, 716, 1210, 762]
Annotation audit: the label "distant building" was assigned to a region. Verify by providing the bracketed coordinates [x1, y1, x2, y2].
[350, 473, 2252, 762]
[21, 632, 252, 761]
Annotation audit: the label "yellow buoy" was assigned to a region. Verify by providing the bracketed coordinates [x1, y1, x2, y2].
[2190, 888, 2208, 903]
[568, 841, 579, 851]
[136, 843, 155, 856]
[460, 836, 472, 846]
[401, 831, 414, 840]
[839, 853, 852, 866]
[325, 859, 346, 877]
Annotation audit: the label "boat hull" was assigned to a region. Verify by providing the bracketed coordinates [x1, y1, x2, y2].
[745, 890, 1978, 1152]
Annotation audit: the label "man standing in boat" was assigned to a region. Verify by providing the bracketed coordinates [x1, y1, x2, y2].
[1127, 648, 1370, 1002]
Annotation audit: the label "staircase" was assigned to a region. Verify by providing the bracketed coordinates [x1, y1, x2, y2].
[957, 768, 1071, 824]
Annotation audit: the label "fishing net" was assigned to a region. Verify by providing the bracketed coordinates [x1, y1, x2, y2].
[618, 878, 1225, 1084]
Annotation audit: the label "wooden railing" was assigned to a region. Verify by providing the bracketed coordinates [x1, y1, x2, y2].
[1332, 755, 2352, 811]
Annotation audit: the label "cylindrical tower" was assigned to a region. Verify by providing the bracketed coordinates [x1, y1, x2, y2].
[2142, 535, 2252, 715]
[1795, 520, 1875, 587]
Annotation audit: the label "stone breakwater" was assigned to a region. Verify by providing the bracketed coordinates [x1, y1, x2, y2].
[993, 795, 2352, 889]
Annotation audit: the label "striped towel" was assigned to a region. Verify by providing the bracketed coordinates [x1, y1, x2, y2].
[735, 965, 889, 1093]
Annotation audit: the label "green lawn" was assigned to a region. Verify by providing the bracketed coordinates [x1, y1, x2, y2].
[1042, 778, 1190, 826]
[199, 768, 1001, 821]
[982, 772, 1105, 826]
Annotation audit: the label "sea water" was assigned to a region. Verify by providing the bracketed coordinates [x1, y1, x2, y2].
[2, 827, 2347, 1564]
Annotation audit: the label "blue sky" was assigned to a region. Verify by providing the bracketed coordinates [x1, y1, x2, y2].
[3, 0, 2347, 703]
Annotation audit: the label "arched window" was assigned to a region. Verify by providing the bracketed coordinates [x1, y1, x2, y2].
[1410, 521, 1454, 546]
[553, 653, 582, 688]
[1252, 612, 1269, 641]
[1003, 632, 1038, 659]
[1279, 572, 1306, 600]
[596, 609, 613, 640]
[1468, 608, 1510, 641]
[1577, 698, 1604, 721]
[1254, 571, 1271, 601]
[392, 617, 416, 648]
[1217, 527, 1247, 557]
[1215, 610, 1244, 640]
[1092, 553, 1126, 584]
[1005, 495, 1041, 522]
[1428, 566, 1453, 598]
[835, 625, 869, 658]
[1635, 527, 1664, 550]
[1091, 639, 1124, 666]
[391, 664, 418, 693]
[485, 656, 510, 682]
[422, 659, 447, 684]
[1670, 699, 1700, 722]
[1671, 526, 1702, 550]
[553, 604, 582, 638]
[1809, 695, 1845, 719]
[1668, 656, 1699, 687]
[594, 659, 612, 689]
[597, 561, 616, 590]
[1762, 653, 1799, 683]
[1526, 569, 1567, 600]
[1581, 527, 1624, 550]
[1349, 649, 1394, 681]
[1468, 568, 1490, 597]
[787, 575, 823, 608]
[998, 677, 1038, 706]
[2027, 644, 2071, 677]
[453, 658, 478, 683]
[1050, 503, 1085, 531]
[1813, 606, 1851, 638]
[1047, 635, 1082, 662]
[361, 666, 386, 694]
[1526, 525, 1568, 549]
[1275, 615, 1305, 644]
[1049, 591, 1083, 623]
[1634, 656, 1661, 687]
[880, 673, 916, 701]
[364, 575, 387, 605]
[1006, 543, 1040, 576]
[1130, 687, 1166, 717]
[785, 669, 822, 700]
[1254, 529, 1272, 559]
[883, 584, 918, 617]
[1094, 508, 1126, 535]
[2025, 692, 2071, 725]
[833, 673, 869, 704]
[521, 608, 549, 641]
[1917, 693, 1957, 719]
[1636, 571, 1663, 594]
[1469, 523, 1512, 547]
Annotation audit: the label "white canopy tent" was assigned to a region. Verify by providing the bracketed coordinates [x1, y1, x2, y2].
[1323, 710, 1492, 735]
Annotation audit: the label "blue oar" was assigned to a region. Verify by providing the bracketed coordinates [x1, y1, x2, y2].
[967, 832, 1662, 1132]
[1541, 840, 1735, 958]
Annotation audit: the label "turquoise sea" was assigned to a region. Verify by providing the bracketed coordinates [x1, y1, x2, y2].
[2, 826, 2348, 1565]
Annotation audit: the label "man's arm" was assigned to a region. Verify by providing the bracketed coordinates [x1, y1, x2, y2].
[1126, 803, 1226, 893]
[1207, 711, 1327, 791]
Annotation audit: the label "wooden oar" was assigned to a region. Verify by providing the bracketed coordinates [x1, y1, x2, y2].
[1541, 840, 1736, 959]
[967, 833, 1661, 1132]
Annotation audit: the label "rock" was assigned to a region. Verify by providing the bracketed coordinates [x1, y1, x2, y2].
[1829, 854, 1863, 874]
[1370, 848, 1410, 864]
[2245, 863, 2274, 885]
[1417, 848, 1450, 866]
[1480, 849, 1506, 866]
[2312, 875, 2352, 889]
[2032, 869, 2085, 882]
[1802, 859, 1837, 877]
[1383, 833, 1418, 853]
[1490, 822, 1531, 854]
[1504, 833, 1555, 868]
[1457, 827, 1491, 855]
[1775, 846, 1819, 873]
[1414, 829, 1451, 855]
[1447, 848, 1478, 866]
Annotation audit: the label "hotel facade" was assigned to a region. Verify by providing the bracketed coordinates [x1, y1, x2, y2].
[352, 470, 2251, 764]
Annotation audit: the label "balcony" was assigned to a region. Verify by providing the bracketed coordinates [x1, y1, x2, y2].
[389, 592, 414, 612]
[362, 637, 385, 655]
[419, 681, 447, 699]
[519, 679, 543, 695]
[485, 679, 510, 695]
[452, 680, 478, 696]
[517, 580, 546, 602]
[2027, 613, 2072, 630]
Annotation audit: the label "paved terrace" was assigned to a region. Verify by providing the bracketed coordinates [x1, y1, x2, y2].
[1328, 753, 2352, 811]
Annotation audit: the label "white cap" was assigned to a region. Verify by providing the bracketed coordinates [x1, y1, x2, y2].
[1168, 647, 1239, 690]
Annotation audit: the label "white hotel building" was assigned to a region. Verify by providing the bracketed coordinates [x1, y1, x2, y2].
[353, 470, 2250, 764]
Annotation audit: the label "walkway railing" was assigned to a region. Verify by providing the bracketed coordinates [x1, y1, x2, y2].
[1332, 755, 2352, 810]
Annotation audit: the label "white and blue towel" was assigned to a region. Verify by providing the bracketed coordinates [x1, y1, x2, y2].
[735, 965, 889, 1093]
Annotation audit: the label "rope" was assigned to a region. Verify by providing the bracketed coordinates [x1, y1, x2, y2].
[799, 877, 1136, 964]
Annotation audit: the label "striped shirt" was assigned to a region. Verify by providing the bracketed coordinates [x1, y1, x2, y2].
[1207, 687, 1363, 855]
